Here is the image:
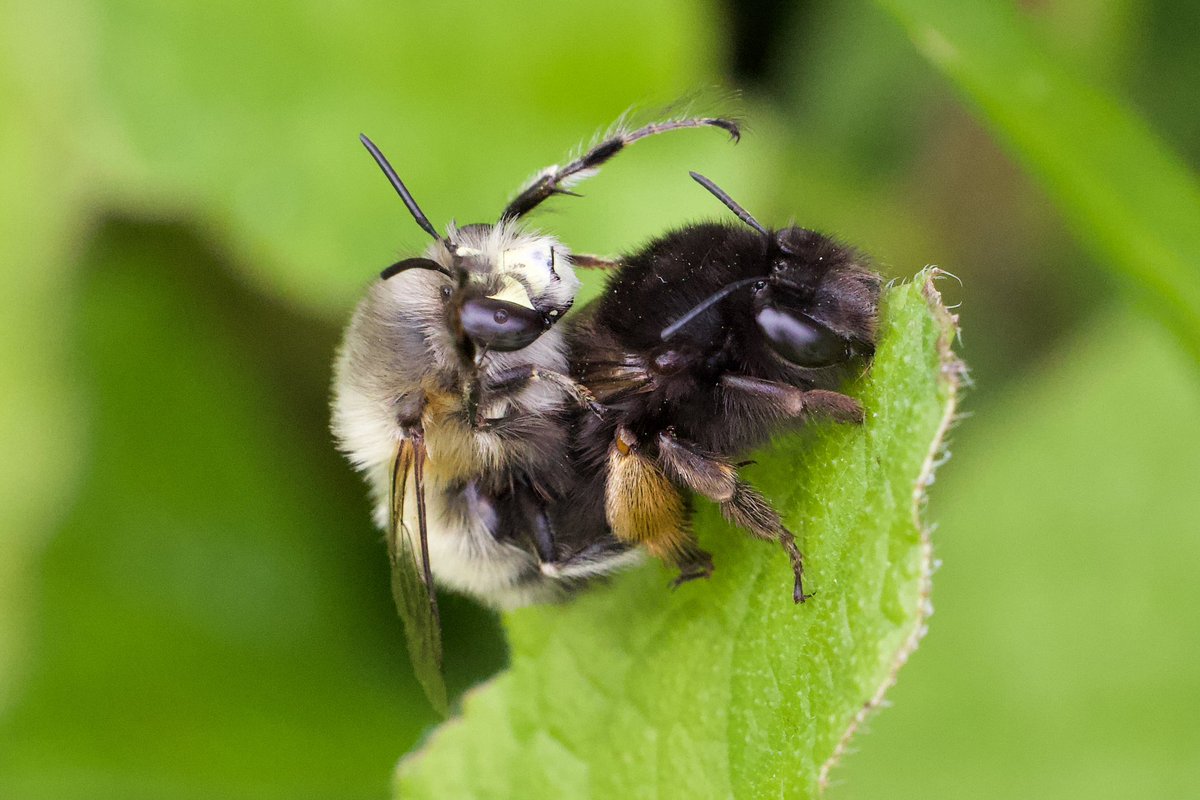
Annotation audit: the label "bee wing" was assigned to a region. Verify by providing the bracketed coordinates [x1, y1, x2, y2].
[388, 435, 448, 716]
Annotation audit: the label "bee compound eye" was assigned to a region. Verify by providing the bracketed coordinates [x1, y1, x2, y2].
[440, 285, 452, 299]
[460, 296, 546, 351]
[755, 306, 848, 367]
[753, 280, 768, 291]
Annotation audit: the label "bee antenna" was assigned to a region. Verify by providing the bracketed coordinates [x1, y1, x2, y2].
[360, 134, 442, 242]
[689, 172, 770, 238]
[379, 258, 453, 280]
[660, 276, 767, 341]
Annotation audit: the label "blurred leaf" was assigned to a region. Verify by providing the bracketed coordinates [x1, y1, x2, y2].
[394, 273, 963, 798]
[874, 0, 1200, 363]
[1130, 1, 1200, 166]
[0, 6, 92, 707]
[9, 0, 742, 316]
[834, 308, 1200, 799]
[780, 0, 938, 182]
[0, 221, 503, 799]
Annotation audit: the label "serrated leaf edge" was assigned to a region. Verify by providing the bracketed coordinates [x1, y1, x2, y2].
[816, 267, 967, 793]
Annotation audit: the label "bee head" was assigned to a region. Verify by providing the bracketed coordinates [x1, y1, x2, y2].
[756, 226, 880, 365]
[360, 135, 574, 357]
[660, 173, 881, 368]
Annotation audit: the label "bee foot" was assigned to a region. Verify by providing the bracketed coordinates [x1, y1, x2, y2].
[670, 559, 714, 589]
[793, 577, 815, 604]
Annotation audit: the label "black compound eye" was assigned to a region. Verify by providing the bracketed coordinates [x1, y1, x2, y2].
[459, 296, 549, 351]
[440, 285, 452, 299]
[755, 306, 848, 367]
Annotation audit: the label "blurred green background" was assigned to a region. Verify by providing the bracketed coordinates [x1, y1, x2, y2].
[2, 0, 1198, 798]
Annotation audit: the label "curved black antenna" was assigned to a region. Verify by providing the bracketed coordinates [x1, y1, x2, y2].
[661, 276, 767, 341]
[360, 133, 442, 242]
[689, 172, 769, 237]
[380, 258, 452, 280]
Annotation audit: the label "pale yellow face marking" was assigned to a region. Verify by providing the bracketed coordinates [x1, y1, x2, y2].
[489, 275, 536, 309]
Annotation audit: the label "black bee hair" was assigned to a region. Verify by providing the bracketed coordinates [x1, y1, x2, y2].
[563, 172, 882, 602]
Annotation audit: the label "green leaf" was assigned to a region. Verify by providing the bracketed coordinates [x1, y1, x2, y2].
[873, 0, 1200, 363]
[12, 0, 742, 317]
[394, 271, 964, 798]
[834, 309, 1200, 798]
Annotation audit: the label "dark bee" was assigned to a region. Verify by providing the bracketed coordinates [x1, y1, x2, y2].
[561, 172, 882, 602]
[331, 118, 737, 710]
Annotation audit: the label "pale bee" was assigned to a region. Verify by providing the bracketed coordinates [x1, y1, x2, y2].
[331, 115, 739, 711]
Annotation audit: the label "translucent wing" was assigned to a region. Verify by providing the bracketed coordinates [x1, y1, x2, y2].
[388, 433, 448, 715]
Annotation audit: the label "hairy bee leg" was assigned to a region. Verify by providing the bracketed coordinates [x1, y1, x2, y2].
[484, 364, 605, 417]
[539, 539, 643, 581]
[657, 430, 811, 603]
[568, 253, 621, 270]
[605, 425, 712, 583]
[720, 374, 864, 424]
[727, 485, 811, 604]
[502, 116, 740, 219]
[511, 479, 558, 565]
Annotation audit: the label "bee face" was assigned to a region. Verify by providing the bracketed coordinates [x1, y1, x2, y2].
[433, 224, 579, 334]
[752, 227, 879, 368]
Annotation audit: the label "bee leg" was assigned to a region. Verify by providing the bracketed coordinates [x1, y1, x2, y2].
[657, 430, 811, 603]
[511, 479, 558, 565]
[727, 486, 811, 604]
[605, 425, 713, 584]
[670, 540, 715, 588]
[720, 374, 864, 425]
[502, 116, 740, 219]
[568, 253, 621, 270]
[540, 538, 643, 581]
[484, 363, 605, 416]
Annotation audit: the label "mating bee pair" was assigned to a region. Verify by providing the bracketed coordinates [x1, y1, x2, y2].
[331, 115, 881, 710]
